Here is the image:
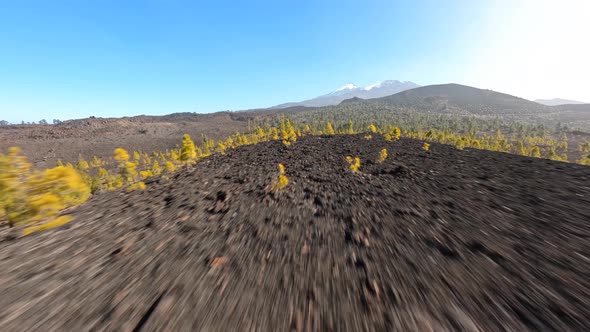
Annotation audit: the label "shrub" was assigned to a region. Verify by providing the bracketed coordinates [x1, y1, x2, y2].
[346, 156, 360, 172]
[270, 163, 288, 191]
[383, 133, 392, 141]
[346, 120, 355, 134]
[326, 122, 335, 135]
[454, 138, 465, 151]
[422, 142, 430, 151]
[392, 127, 401, 140]
[377, 149, 387, 163]
[21, 215, 72, 236]
[76, 156, 89, 171]
[270, 127, 279, 140]
[113, 148, 138, 183]
[90, 155, 103, 167]
[132, 151, 141, 163]
[0, 148, 90, 228]
[180, 134, 197, 162]
[368, 124, 377, 133]
[113, 148, 130, 162]
[139, 170, 153, 179]
[151, 160, 161, 176]
[515, 141, 526, 156]
[164, 161, 176, 173]
[216, 142, 227, 154]
[127, 181, 146, 191]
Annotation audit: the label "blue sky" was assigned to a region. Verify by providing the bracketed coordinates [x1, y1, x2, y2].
[1, 0, 588, 122]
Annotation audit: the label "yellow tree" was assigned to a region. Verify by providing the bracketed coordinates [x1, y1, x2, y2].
[347, 120, 355, 134]
[326, 122, 335, 135]
[180, 134, 197, 162]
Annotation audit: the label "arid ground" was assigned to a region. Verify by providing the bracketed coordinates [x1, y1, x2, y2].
[1, 135, 589, 331]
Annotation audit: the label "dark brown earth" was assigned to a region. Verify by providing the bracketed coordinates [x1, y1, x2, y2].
[1, 134, 590, 331]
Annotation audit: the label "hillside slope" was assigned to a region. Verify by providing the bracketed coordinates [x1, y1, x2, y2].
[272, 80, 419, 108]
[344, 83, 550, 115]
[1, 135, 589, 331]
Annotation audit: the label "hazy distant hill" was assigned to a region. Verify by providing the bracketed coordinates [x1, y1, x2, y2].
[344, 83, 550, 115]
[535, 98, 587, 106]
[272, 80, 419, 108]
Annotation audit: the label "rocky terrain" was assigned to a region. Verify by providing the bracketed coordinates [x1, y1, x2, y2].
[1, 134, 589, 331]
[0, 112, 252, 169]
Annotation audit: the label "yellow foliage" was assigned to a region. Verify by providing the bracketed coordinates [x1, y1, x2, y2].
[454, 138, 465, 151]
[132, 151, 141, 163]
[76, 157, 89, 171]
[151, 160, 161, 176]
[326, 122, 335, 135]
[257, 127, 266, 141]
[121, 161, 138, 182]
[0, 149, 90, 227]
[392, 127, 401, 140]
[97, 167, 109, 179]
[270, 127, 279, 140]
[347, 120, 355, 134]
[422, 142, 430, 151]
[21, 215, 72, 236]
[346, 156, 360, 172]
[170, 149, 180, 161]
[90, 155, 102, 167]
[139, 170, 153, 179]
[270, 163, 288, 192]
[164, 161, 176, 173]
[282, 140, 291, 147]
[364, 135, 372, 140]
[180, 134, 197, 162]
[216, 142, 227, 154]
[127, 181, 146, 191]
[383, 133, 392, 141]
[377, 149, 387, 163]
[368, 124, 377, 133]
[113, 148, 129, 162]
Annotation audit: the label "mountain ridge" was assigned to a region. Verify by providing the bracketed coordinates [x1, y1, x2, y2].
[339, 83, 550, 115]
[535, 98, 587, 106]
[271, 80, 419, 108]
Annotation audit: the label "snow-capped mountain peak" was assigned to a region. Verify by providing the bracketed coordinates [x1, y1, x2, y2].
[271, 80, 420, 108]
[363, 80, 404, 91]
[334, 83, 359, 92]
[363, 83, 381, 91]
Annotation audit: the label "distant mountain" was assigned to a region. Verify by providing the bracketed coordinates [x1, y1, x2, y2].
[272, 80, 419, 108]
[535, 98, 587, 106]
[342, 83, 550, 115]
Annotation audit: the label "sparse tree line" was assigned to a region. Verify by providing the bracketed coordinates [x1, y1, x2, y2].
[0, 119, 62, 126]
[2, 116, 590, 234]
